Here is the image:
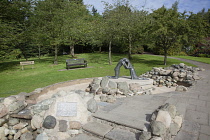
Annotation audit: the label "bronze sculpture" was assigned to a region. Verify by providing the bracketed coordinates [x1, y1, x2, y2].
[108, 58, 147, 80]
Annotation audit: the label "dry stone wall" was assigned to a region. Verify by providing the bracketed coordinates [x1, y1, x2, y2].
[139, 103, 183, 140]
[140, 63, 204, 91]
[86, 77, 154, 103]
[0, 90, 98, 140]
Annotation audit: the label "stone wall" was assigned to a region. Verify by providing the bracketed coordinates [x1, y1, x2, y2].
[0, 90, 98, 140]
[86, 77, 154, 103]
[140, 63, 204, 91]
[139, 103, 183, 140]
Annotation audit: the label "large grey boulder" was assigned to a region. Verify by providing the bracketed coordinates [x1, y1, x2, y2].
[139, 131, 152, 140]
[8, 100, 26, 113]
[100, 76, 109, 88]
[87, 99, 98, 113]
[20, 132, 34, 140]
[36, 132, 49, 140]
[117, 82, 130, 95]
[151, 121, 166, 136]
[108, 81, 117, 89]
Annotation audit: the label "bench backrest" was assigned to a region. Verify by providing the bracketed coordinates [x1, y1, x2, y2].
[20, 61, 34, 65]
[66, 59, 85, 64]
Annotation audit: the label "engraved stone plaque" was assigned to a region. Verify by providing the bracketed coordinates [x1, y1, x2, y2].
[57, 102, 77, 117]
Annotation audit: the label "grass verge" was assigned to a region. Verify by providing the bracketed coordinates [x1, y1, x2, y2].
[0, 53, 195, 97]
[172, 56, 210, 64]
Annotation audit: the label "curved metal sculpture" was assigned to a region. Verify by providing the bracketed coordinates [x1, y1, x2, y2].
[108, 58, 146, 80]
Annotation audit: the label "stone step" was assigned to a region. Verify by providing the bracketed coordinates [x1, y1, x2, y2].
[105, 128, 138, 140]
[67, 133, 102, 140]
[93, 111, 149, 131]
[82, 122, 113, 138]
[82, 122, 138, 140]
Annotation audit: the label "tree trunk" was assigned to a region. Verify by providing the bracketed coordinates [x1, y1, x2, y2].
[163, 49, 167, 65]
[109, 41, 112, 65]
[99, 46, 101, 52]
[54, 45, 58, 65]
[70, 45, 75, 58]
[128, 34, 132, 60]
[38, 45, 41, 60]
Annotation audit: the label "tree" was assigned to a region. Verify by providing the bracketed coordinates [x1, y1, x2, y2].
[61, 1, 90, 58]
[0, 0, 33, 60]
[151, 2, 186, 65]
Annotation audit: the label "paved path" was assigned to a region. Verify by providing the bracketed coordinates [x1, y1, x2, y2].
[72, 58, 210, 140]
[169, 57, 210, 140]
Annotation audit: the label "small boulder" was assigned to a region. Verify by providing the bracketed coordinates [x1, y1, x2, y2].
[170, 123, 180, 136]
[87, 99, 98, 113]
[20, 132, 34, 140]
[59, 120, 68, 132]
[151, 121, 166, 136]
[69, 121, 82, 130]
[100, 76, 109, 88]
[35, 132, 49, 140]
[42, 115, 56, 129]
[31, 114, 43, 129]
[156, 110, 171, 128]
[139, 131, 152, 140]
[175, 86, 188, 92]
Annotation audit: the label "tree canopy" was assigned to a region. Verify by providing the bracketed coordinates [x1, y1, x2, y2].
[0, 0, 209, 65]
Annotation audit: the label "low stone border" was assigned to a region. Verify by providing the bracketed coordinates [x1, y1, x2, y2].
[139, 103, 183, 140]
[140, 63, 204, 92]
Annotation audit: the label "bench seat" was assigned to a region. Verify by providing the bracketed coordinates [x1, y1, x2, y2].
[66, 58, 87, 69]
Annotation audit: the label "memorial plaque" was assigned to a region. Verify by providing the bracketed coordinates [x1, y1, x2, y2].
[57, 102, 77, 117]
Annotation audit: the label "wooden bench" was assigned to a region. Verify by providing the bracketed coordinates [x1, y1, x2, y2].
[66, 58, 87, 69]
[20, 61, 34, 70]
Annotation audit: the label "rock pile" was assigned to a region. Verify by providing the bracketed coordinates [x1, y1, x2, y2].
[0, 90, 98, 140]
[86, 77, 154, 103]
[139, 103, 183, 140]
[140, 63, 204, 91]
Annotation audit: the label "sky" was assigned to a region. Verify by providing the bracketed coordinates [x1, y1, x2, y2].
[83, 0, 210, 14]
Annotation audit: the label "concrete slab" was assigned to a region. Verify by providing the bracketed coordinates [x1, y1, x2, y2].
[93, 111, 149, 131]
[185, 110, 209, 125]
[82, 122, 113, 138]
[174, 131, 199, 140]
[105, 128, 138, 140]
[181, 120, 200, 135]
[67, 133, 101, 140]
[106, 77, 153, 86]
[199, 133, 210, 140]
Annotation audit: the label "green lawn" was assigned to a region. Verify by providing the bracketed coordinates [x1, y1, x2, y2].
[0, 53, 195, 97]
[172, 55, 210, 64]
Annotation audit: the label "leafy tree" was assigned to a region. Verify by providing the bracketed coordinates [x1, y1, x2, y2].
[0, 0, 33, 60]
[151, 2, 187, 65]
[61, 1, 90, 57]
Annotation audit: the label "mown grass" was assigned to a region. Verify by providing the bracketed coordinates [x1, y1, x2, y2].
[0, 53, 195, 97]
[172, 55, 210, 64]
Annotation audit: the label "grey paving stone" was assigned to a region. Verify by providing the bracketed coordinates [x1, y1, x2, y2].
[196, 106, 210, 113]
[185, 110, 208, 125]
[82, 122, 113, 137]
[181, 120, 200, 135]
[174, 131, 199, 140]
[199, 133, 210, 140]
[67, 133, 101, 140]
[206, 101, 210, 108]
[200, 125, 210, 135]
[189, 99, 206, 107]
[199, 95, 210, 102]
[105, 128, 137, 140]
[175, 103, 188, 116]
[151, 96, 168, 102]
[186, 104, 196, 111]
[93, 111, 149, 131]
